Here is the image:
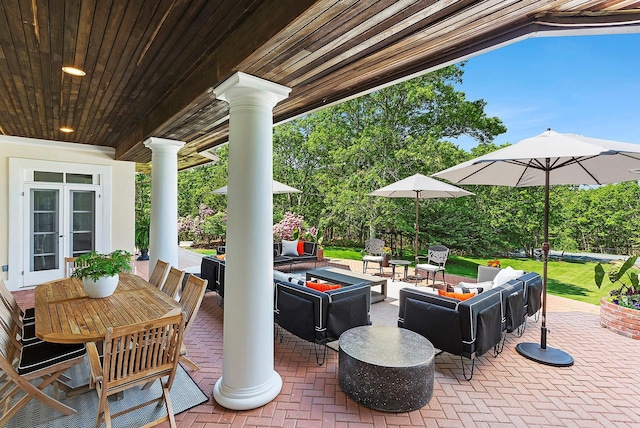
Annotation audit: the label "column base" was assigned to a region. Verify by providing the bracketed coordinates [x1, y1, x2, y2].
[213, 370, 282, 410]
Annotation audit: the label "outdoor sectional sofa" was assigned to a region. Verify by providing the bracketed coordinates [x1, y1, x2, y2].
[397, 268, 542, 380]
[274, 278, 371, 365]
[216, 241, 319, 270]
[201, 241, 320, 301]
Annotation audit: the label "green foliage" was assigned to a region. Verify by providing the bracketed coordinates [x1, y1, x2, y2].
[71, 250, 132, 281]
[595, 256, 640, 296]
[168, 64, 640, 259]
[134, 217, 150, 250]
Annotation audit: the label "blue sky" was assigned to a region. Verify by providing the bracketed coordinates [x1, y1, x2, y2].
[452, 33, 640, 151]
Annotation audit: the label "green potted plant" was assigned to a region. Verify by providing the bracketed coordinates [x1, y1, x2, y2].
[135, 217, 150, 261]
[595, 255, 640, 338]
[72, 250, 132, 298]
[304, 227, 324, 261]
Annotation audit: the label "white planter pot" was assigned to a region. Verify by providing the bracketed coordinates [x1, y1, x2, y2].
[82, 274, 119, 298]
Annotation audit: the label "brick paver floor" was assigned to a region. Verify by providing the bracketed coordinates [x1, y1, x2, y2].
[13, 248, 640, 427]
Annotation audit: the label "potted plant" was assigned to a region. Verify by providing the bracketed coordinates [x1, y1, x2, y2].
[72, 250, 132, 298]
[595, 255, 640, 339]
[304, 227, 324, 261]
[135, 217, 150, 261]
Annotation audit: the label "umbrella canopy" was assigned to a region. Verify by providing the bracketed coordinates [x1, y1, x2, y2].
[212, 179, 301, 195]
[433, 129, 640, 367]
[369, 173, 474, 265]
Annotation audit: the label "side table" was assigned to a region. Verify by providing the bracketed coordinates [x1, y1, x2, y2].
[338, 325, 434, 412]
[389, 260, 410, 282]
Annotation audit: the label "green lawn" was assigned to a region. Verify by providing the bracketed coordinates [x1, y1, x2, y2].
[324, 246, 612, 306]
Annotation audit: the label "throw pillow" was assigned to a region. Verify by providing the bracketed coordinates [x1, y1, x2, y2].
[492, 266, 524, 288]
[455, 280, 492, 293]
[273, 270, 290, 283]
[297, 240, 305, 255]
[306, 281, 341, 292]
[438, 289, 477, 301]
[281, 239, 299, 256]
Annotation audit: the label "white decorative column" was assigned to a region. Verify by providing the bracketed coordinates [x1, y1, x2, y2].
[143, 138, 185, 271]
[212, 72, 290, 410]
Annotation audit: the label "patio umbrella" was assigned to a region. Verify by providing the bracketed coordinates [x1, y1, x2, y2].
[369, 173, 474, 266]
[211, 179, 301, 195]
[433, 128, 640, 367]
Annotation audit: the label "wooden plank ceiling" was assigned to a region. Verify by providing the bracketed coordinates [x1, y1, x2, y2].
[1, 0, 639, 172]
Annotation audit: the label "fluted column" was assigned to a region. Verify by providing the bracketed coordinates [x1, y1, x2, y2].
[143, 138, 185, 271]
[212, 72, 290, 410]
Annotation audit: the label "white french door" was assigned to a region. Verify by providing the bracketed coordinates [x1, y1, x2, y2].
[23, 183, 100, 286]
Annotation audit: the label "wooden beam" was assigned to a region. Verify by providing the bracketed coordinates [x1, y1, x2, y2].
[116, 0, 319, 162]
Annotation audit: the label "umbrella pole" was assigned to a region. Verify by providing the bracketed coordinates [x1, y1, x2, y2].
[516, 159, 573, 367]
[414, 192, 419, 269]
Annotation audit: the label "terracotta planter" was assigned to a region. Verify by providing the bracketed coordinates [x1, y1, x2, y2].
[600, 297, 640, 340]
[317, 248, 324, 261]
[381, 254, 390, 268]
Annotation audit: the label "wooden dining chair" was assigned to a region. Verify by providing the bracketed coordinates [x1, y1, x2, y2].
[0, 303, 86, 425]
[0, 280, 37, 345]
[177, 275, 208, 371]
[148, 259, 170, 289]
[161, 267, 185, 300]
[86, 313, 185, 428]
[64, 257, 78, 277]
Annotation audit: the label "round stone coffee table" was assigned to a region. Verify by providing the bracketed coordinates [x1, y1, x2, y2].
[338, 325, 434, 412]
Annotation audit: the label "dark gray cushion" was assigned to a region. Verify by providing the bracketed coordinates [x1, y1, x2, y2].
[276, 290, 317, 343]
[326, 293, 368, 341]
[404, 297, 462, 356]
[18, 341, 86, 375]
[475, 303, 502, 356]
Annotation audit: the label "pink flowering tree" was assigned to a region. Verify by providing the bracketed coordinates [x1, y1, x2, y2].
[273, 212, 304, 241]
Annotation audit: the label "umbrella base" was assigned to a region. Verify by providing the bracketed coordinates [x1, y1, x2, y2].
[516, 342, 574, 367]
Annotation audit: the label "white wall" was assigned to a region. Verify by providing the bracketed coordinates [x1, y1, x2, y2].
[0, 136, 136, 286]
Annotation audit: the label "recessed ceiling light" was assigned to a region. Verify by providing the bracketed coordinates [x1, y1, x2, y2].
[62, 66, 86, 77]
[60, 127, 74, 133]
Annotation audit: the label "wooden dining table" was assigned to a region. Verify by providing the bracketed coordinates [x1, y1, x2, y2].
[35, 273, 182, 344]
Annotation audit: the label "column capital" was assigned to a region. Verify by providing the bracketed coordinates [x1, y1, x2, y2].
[214, 72, 291, 105]
[143, 137, 185, 153]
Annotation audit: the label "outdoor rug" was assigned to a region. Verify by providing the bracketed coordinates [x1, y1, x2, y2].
[4, 356, 209, 427]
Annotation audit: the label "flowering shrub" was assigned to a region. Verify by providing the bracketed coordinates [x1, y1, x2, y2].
[608, 295, 640, 310]
[273, 212, 304, 241]
[487, 259, 501, 268]
[178, 205, 226, 244]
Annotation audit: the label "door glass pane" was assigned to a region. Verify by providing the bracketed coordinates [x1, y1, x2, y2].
[71, 191, 95, 257]
[31, 189, 59, 271]
[66, 173, 94, 184]
[34, 171, 63, 182]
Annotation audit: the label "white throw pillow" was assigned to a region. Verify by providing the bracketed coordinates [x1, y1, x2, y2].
[492, 266, 524, 288]
[457, 280, 493, 293]
[273, 270, 290, 283]
[281, 240, 299, 256]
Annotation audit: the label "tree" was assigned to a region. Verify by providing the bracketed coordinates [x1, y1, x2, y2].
[273, 64, 506, 247]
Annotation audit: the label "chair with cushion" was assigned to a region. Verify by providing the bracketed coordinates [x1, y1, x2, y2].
[177, 275, 208, 371]
[0, 280, 36, 344]
[161, 267, 185, 300]
[148, 259, 170, 289]
[86, 313, 185, 428]
[415, 245, 449, 286]
[362, 238, 386, 274]
[0, 303, 86, 425]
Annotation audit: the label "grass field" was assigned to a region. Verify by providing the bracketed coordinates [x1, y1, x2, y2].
[190, 245, 614, 306]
